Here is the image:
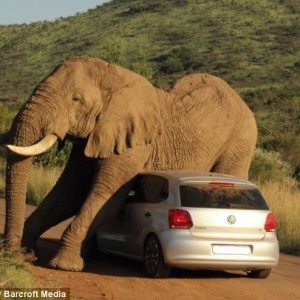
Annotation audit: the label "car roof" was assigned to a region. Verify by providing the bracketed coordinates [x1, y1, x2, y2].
[138, 170, 255, 189]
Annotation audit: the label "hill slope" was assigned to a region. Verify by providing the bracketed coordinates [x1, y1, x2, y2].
[0, 0, 299, 173]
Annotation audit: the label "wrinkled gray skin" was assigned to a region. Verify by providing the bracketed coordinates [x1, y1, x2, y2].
[3, 57, 257, 271]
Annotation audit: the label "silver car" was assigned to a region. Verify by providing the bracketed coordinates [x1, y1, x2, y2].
[97, 171, 279, 278]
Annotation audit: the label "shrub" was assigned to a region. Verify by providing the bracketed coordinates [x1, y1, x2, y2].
[33, 140, 72, 168]
[132, 61, 154, 80]
[121, 2, 164, 16]
[170, 46, 199, 69]
[173, 0, 189, 5]
[0, 105, 17, 160]
[159, 46, 201, 74]
[101, 36, 129, 67]
[160, 56, 184, 74]
[280, 0, 300, 13]
[129, 47, 154, 80]
[249, 148, 295, 184]
[0, 104, 16, 134]
[259, 133, 300, 173]
[101, 37, 154, 80]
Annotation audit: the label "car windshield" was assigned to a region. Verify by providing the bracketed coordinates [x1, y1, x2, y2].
[180, 184, 269, 210]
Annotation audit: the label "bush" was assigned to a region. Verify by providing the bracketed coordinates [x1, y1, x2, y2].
[170, 46, 200, 69]
[0, 104, 16, 134]
[121, 2, 164, 16]
[160, 56, 184, 74]
[33, 140, 72, 168]
[101, 37, 154, 80]
[101, 36, 129, 66]
[159, 46, 201, 74]
[132, 60, 154, 80]
[280, 0, 300, 13]
[249, 148, 295, 184]
[129, 47, 154, 80]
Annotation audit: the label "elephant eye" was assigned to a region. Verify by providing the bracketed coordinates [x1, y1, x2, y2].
[72, 93, 83, 102]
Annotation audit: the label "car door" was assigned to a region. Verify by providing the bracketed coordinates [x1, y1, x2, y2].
[97, 175, 147, 258]
[124, 174, 169, 257]
[97, 174, 169, 259]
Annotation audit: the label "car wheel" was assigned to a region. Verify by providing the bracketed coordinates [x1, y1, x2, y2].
[143, 235, 171, 278]
[247, 269, 271, 279]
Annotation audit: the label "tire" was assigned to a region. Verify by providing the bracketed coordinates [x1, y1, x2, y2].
[143, 235, 171, 278]
[247, 269, 271, 279]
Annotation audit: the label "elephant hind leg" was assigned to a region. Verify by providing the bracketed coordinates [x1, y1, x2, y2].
[211, 139, 256, 180]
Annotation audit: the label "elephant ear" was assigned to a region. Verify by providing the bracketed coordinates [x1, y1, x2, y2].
[84, 68, 161, 158]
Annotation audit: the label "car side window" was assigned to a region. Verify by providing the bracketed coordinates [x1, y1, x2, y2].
[142, 175, 169, 203]
[127, 175, 169, 204]
[127, 175, 146, 204]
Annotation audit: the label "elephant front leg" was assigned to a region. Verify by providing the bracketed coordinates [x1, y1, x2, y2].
[48, 147, 150, 271]
[48, 195, 112, 271]
[21, 142, 95, 262]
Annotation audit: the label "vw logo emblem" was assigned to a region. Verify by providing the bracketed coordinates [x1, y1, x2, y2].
[227, 215, 236, 224]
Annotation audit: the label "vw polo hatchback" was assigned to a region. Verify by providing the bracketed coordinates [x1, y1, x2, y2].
[97, 171, 279, 278]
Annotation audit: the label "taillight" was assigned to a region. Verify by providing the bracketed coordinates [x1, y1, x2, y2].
[264, 213, 276, 232]
[169, 209, 193, 229]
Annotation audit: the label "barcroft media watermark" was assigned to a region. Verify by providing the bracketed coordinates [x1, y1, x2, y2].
[0, 288, 70, 299]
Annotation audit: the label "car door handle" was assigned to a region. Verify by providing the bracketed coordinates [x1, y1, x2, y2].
[144, 211, 151, 218]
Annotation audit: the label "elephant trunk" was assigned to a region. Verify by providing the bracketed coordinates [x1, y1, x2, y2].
[3, 99, 61, 250]
[4, 153, 32, 249]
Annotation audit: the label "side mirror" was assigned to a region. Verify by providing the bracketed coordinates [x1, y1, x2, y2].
[128, 190, 136, 197]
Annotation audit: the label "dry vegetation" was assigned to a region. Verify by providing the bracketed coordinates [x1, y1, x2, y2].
[257, 181, 300, 255]
[0, 163, 62, 205]
[26, 166, 63, 206]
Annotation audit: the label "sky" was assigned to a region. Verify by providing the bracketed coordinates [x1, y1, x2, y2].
[0, 0, 111, 25]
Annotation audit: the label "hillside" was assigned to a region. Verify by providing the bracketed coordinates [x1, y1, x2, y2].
[0, 0, 299, 175]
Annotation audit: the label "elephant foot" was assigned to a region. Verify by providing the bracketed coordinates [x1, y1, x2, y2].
[22, 248, 39, 263]
[48, 249, 84, 272]
[21, 240, 39, 263]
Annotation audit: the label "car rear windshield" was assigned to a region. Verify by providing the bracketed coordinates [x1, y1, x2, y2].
[180, 184, 269, 210]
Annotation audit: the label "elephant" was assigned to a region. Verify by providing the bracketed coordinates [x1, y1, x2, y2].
[1, 57, 257, 271]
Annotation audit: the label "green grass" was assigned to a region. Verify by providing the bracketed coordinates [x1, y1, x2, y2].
[0, 248, 33, 288]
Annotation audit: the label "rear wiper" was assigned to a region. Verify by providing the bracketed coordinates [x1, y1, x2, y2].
[228, 204, 254, 209]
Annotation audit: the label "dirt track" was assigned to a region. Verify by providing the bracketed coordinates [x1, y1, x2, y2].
[1, 199, 300, 300]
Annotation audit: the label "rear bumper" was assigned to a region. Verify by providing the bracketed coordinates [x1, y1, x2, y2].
[159, 230, 279, 270]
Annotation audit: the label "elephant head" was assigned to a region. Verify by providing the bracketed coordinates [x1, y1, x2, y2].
[2, 57, 161, 250]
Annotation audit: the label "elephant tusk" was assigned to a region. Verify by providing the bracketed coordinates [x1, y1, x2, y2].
[0, 132, 10, 145]
[7, 134, 58, 156]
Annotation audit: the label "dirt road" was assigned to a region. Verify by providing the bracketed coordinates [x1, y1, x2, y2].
[1, 199, 300, 300]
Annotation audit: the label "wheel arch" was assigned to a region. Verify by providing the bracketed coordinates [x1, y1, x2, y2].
[143, 232, 168, 262]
